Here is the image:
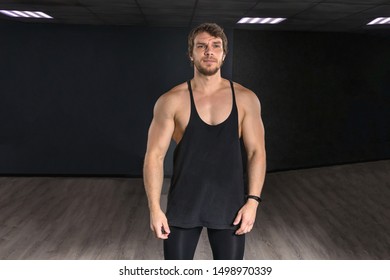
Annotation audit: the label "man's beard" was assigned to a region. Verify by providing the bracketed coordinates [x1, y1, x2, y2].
[194, 59, 223, 76]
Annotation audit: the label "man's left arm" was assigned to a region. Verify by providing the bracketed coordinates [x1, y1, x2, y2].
[234, 90, 266, 235]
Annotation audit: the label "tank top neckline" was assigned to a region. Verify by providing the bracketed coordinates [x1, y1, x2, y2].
[187, 80, 235, 127]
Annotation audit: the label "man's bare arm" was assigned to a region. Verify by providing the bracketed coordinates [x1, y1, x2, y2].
[143, 94, 175, 239]
[233, 90, 266, 235]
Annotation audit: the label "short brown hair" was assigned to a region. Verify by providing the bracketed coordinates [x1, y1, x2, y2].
[187, 23, 228, 60]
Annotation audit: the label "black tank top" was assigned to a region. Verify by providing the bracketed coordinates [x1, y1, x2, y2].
[166, 80, 245, 229]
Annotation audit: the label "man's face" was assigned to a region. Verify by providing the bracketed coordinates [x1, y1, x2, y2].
[191, 32, 226, 76]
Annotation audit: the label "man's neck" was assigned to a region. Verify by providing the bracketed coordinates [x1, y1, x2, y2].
[192, 71, 224, 94]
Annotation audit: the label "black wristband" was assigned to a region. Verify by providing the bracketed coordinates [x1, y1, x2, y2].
[246, 195, 262, 203]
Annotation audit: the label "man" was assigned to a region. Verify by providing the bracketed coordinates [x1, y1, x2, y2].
[143, 23, 266, 260]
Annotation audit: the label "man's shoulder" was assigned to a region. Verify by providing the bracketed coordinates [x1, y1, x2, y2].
[158, 82, 188, 103]
[231, 82, 262, 117]
[154, 82, 188, 115]
[232, 81, 260, 104]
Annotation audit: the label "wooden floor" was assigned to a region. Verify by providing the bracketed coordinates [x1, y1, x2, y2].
[0, 160, 389, 260]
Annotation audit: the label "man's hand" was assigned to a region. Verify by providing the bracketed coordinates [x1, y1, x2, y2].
[233, 199, 259, 235]
[150, 209, 171, 239]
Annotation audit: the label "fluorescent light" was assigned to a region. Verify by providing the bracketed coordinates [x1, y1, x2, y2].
[24, 11, 42, 18]
[367, 17, 390, 25]
[0, 10, 19, 17]
[0, 10, 53, 19]
[238, 17, 251, 24]
[380, 18, 390, 24]
[270, 18, 285, 24]
[237, 17, 286, 25]
[12, 11, 31, 18]
[35, 11, 53, 19]
[250, 17, 260, 24]
[260, 18, 272, 24]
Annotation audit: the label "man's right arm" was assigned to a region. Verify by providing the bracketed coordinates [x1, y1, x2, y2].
[143, 94, 175, 239]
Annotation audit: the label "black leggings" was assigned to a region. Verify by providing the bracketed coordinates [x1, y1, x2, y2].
[164, 226, 245, 260]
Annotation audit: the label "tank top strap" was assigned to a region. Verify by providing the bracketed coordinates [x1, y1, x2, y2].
[187, 80, 196, 114]
[229, 80, 234, 93]
[229, 80, 237, 107]
[229, 80, 239, 121]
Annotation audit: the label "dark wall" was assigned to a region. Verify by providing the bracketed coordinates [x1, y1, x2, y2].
[233, 30, 390, 171]
[1, 21, 389, 176]
[0, 22, 233, 176]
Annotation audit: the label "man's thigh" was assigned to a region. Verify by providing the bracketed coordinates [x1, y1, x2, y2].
[207, 228, 245, 260]
[163, 226, 203, 260]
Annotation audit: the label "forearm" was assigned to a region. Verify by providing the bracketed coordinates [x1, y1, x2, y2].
[143, 154, 165, 212]
[143, 153, 171, 238]
[234, 150, 265, 234]
[246, 149, 266, 197]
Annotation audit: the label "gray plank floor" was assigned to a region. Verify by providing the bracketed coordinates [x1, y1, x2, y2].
[0, 160, 389, 260]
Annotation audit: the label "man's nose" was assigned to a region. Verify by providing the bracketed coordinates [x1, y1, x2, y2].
[204, 44, 212, 55]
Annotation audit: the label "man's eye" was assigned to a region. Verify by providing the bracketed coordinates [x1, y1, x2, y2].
[213, 44, 221, 48]
[197, 45, 205, 49]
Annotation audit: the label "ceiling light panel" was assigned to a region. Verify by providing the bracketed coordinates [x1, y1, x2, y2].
[367, 17, 390, 25]
[237, 17, 286, 24]
[0, 10, 53, 19]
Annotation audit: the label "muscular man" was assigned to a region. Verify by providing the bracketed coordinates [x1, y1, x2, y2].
[143, 23, 266, 260]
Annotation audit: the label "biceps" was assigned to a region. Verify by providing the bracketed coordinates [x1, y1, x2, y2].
[145, 117, 174, 160]
[242, 115, 265, 157]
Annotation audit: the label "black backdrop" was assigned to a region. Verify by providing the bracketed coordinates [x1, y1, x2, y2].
[0, 22, 233, 176]
[233, 30, 390, 171]
[0, 21, 389, 176]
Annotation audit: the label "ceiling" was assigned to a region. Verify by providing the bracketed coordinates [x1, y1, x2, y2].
[1, 0, 390, 33]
